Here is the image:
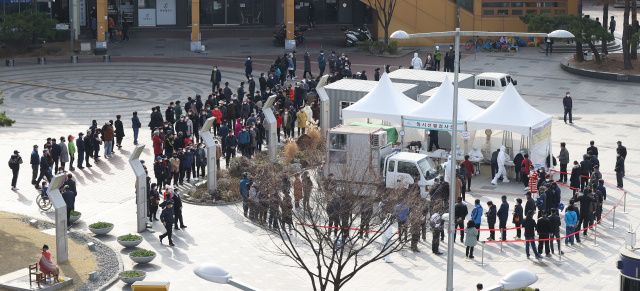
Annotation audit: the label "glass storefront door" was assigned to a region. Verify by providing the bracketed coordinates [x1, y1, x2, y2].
[198, 0, 261, 25]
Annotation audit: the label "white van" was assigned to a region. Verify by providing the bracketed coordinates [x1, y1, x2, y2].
[474, 73, 517, 91]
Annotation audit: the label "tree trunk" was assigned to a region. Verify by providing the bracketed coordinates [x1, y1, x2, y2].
[384, 26, 389, 45]
[588, 42, 602, 63]
[603, 2, 609, 55]
[576, 0, 584, 61]
[632, 0, 638, 59]
[624, 0, 634, 69]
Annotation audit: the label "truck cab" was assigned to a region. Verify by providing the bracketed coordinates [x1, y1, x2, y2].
[475, 73, 517, 91]
[383, 152, 439, 198]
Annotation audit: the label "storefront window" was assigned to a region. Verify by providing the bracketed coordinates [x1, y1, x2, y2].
[139, 0, 156, 9]
[198, 0, 263, 25]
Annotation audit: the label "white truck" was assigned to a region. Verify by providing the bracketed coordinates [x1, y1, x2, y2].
[474, 73, 517, 91]
[322, 125, 439, 198]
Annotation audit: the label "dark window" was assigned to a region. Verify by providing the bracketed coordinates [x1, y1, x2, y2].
[482, 2, 509, 7]
[526, 9, 538, 14]
[511, 2, 525, 7]
[500, 78, 507, 87]
[555, 9, 566, 14]
[498, 9, 509, 15]
[541, 9, 552, 14]
[478, 79, 486, 86]
[484, 9, 495, 15]
[512, 9, 523, 15]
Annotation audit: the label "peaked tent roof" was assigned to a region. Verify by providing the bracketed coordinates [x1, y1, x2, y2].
[341, 73, 421, 125]
[404, 76, 485, 123]
[466, 83, 552, 135]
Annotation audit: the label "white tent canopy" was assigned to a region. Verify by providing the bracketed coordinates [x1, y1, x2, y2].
[403, 76, 485, 125]
[467, 83, 552, 135]
[342, 73, 421, 125]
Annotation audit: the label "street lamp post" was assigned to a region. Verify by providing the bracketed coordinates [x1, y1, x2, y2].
[391, 28, 573, 291]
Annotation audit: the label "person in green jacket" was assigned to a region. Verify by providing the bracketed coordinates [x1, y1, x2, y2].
[464, 220, 478, 259]
[433, 46, 442, 71]
[173, 101, 182, 121]
[67, 135, 76, 171]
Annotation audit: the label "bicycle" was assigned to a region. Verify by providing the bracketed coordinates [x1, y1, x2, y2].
[465, 36, 484, 51]
[109, 30, 122, 44]
[36, 190, 52, 211]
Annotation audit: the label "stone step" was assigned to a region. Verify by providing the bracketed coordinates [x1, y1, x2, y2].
[538, 39, 622, 53]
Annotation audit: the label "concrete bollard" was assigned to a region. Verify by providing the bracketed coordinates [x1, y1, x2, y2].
[37, 57, 46, 65]
[5, 59, 14, 67]
[29, 219, 38, 228]
[87, 242, 95, 251]
[71, 56, 78, 63]
[89, 271, 97, 280]
[103, 55, 110, 63]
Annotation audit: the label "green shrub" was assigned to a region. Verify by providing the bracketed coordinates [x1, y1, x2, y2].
[89, 222, 113, 229]
[120, 270, 145, 278]
[0, 11, 58, 53]
[70, 210, 81, 216]
[0, 112, 14, 127]
[118, 234, 142, 241]
[129, 249, 155, 257]
[52, 30, 70, 42]
[356, 40, 399, 54]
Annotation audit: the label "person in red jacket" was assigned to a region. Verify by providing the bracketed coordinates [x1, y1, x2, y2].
[276, 113, 282, 143]
[520, 153, 532, 189]
[527, 164, 538, 199]
[212, 106, 222, 136]
[461, 155, 474, 192]
[153, 132, 163, 158]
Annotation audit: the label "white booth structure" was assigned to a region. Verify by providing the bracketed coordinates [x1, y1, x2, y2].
[467, 83, 552, 166]
[47, 174, 68, 264]
[129, 145, 148, 233]
[403, 76, 485, 153]
[341, 73, 421, 146]
[200, 118, 218, 193]
[388, 69, 475, 93]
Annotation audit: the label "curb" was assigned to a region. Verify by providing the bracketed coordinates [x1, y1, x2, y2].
[96, 238, 124, 291]
[560, 58, 640, 82]
[350, 48, 418, 59]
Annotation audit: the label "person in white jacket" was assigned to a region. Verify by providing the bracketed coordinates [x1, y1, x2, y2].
[411, 53, 423, 69]
[381, 214, 394, 263]
[491, 145, 509, 184]
[443, 156, 453, 183]
[468, 147, 483, 160]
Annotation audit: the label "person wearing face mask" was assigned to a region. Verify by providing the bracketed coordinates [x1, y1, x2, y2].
[224, 131, 237, 167]
[185, 115, 194, 138]
[170, 153, 180, 187]
[245, 56, 253, 80]
[328, 51, 337, 73]
[250, 125, 257, 157]
[238, 125, 251, 157]
[211, 106, 222, 136]
[39, 245, 60, 283]
[175, 115, 187, 137]
[411, 52, 423, 69]
[210, 66, 222, 91]
[196, 143, 207, 177]
[302, 51, 313, 79]
[241, 99, 251, 124]
[433, 46, 441, 71]
[181, 146, 195, 183]
[563, 92, 572, 124]
[615, 149, 624, 189]
[164, 133, 175, 158]
[317, 50, 326, 76]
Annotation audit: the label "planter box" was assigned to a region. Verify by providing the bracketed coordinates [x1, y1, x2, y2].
[69, 213, 81, 223]
[129, 254, 156, 264]
[89, 225, 114, 235]
[118, 271, 146, 285]
[117, 236, 143, 248]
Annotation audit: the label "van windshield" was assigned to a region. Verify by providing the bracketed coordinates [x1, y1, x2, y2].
[417, 158, 437, 179]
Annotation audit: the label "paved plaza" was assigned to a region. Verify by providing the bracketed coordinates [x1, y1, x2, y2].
[0, 40, 639, 291]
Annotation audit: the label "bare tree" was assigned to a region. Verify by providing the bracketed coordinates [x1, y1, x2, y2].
[624, 0, 634, 68]
[595, 0, 614, 54]
[366, 0, 399, 45]
[632, 0, 638, 59]
[245, 154, 427, 291]
[576, 0, 584, 62]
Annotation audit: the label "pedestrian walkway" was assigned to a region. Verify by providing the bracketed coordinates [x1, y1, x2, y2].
[0, 49, 638, 290]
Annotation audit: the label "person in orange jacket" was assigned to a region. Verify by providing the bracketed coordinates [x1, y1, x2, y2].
[108, 17, 114, 38]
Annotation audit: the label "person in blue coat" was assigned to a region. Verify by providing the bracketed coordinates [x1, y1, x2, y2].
[245, 56, 253, 80]
[317, 50, 326, 76]
[239, 173, 250, 217]
[76, 132, 85, 169]
[497, 195, 509, 241]
[485, 201, 497, 241]
[471, 199, 483, 240]
[237, 126, 251, 157]
[131, 111, 141, 145]
[181, 147, 195, 182]
[30, 145, 40, 186]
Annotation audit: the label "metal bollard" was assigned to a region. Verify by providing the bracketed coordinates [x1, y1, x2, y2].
[71, 55, 78, 63]
[103, 55, 110, 62]
[5, 59, 14, 67]
[592, 220, 598, 246]
[37, 57, 46, 65]
[610, 207, 616, 229]
[558, 241, 562, 262]
[622, 193, 628, 214]
[477, 241, 487, 266]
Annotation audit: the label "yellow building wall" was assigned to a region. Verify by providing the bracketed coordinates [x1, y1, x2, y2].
[366, 0, 578, 46]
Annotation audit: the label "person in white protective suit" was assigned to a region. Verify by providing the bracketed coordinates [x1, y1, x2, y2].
[491, 145, 509, 184]
[468, 147, 484, 159]
[455, 145, 464, 157]
[443, 156, 452, 183]
[411, 53, 423, 69]
[381, 214, 394, 263]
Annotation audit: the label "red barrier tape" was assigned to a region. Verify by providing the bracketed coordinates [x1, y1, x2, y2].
[306, 44, 322, 47]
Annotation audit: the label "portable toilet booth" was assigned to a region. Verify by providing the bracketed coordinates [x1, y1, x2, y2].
[388, 69, 475, 93]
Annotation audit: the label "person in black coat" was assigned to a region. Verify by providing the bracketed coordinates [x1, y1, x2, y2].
[616, 149, 625, 188]
[51, 139, 61, 174]
[149, 183, 160, 221]
[63, 174, 77, 196]
[114, 115, 125, 148]
[148, 107, 164, 136]
[537, 210, 551, 256]
[259, 73, 268, 97]
[569, 162, 581, 197]
[523, 210, 541, 258]
[171, 189, 187, 229]
[153, 157, 166, 190]
[579, 155, 592, 191]
[497, 195, 509, 241]
[61, 185, 75, 229]
[549, 208, 563, 255]
[524, 192, 536, 217]
[454, 197, 468, 242]
[374, 68, 380, 81]
[76, 132, 85, 169]
[513, 198, 524, 239]
[83, 130, 93, 167]
[485, 201, 497, 241]
[224, 132, 237, 167]
[36, 150, 52, 186]
[210, 66, 222, 91]
[159, 199, 175, 246]
[574, 191, 595, 236]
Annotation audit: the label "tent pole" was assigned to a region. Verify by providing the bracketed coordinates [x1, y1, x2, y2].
[401, 116, 405, 150]
[464, 122, 468, 155]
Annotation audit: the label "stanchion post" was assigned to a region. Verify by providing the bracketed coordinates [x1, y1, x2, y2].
[592, 220, 598, 247]
[622, 192, 628, 214]
[610, 206, 616, 229]
[477, 241, 487, 266]
[558, 241, 562, 262]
